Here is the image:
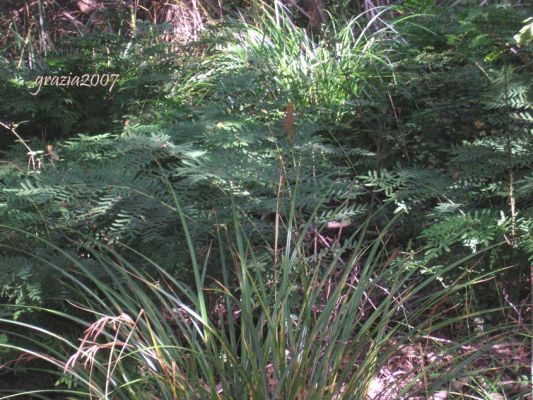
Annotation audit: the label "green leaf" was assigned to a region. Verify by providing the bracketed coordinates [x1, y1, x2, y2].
[514, 17, 533, 46]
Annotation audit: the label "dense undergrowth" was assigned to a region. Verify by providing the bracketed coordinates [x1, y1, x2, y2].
[0, 0, 531, 398]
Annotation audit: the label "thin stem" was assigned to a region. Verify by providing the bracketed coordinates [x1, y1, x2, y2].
[503, 66, 516, 241]
[0, 121, 33, 154]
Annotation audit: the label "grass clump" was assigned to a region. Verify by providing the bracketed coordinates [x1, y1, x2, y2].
[1, 196, 527, 399]
[208, 2, 400, 123]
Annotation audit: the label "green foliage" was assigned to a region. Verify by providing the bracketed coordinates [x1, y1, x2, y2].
[0, 24, 205, 143]
[1, 109, 365, 315]
[514, 17, 533, 46]
[354, 4, 533, 276]
[1, 207, 525, 399]
[209, 2, 395, 123]
[0, 2, 531, 396]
